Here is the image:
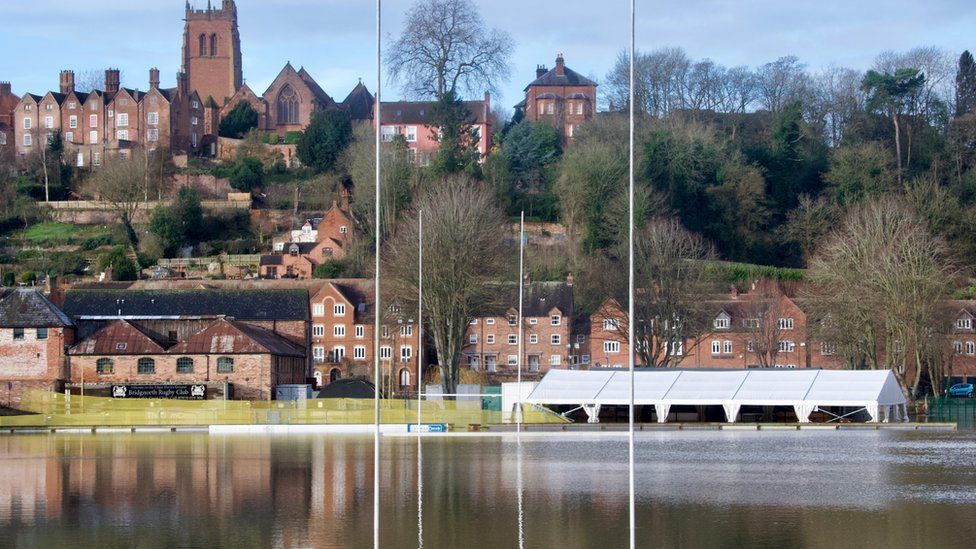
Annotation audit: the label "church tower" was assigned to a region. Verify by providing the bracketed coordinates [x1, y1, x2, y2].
[181, 0, 243, 105]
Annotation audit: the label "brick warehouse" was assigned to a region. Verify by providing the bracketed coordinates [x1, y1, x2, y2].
[0, 289, 75, 407]
[59, 288, 309, 401]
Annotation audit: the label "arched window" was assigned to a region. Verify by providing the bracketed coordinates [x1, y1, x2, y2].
[210, 34, 218, 57]
[329, 368, 341, 383]
[199, 34, 207, 57]
[217, 357, 234, 374]
[399, 369, 411, 387]
[176, 357, 194, 374]
[96, 358, 114, 375]
[314, 370, 323, 387]
[137, 358, 155, 375]
[277, 85, 300, 125]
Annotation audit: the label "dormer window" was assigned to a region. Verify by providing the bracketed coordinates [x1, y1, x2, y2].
[714, 314, 730, 329]
[289, 244, 299, 256]
[550, 315, 561, 326]
[956, 317, 972, 330]
[340, 226, 348, 234]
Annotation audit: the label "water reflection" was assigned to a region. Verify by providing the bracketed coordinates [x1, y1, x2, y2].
[0, 432, 974, 548]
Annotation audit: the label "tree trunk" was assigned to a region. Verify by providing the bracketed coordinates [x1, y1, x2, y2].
[893, 113, 903, 185]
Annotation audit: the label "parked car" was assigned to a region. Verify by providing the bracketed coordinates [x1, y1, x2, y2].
[947, 383, 974, 398]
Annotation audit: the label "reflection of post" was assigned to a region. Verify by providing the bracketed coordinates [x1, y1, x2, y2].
[516, 435, 525, 549]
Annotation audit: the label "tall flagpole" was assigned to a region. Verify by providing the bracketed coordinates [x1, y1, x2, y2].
[628, 0, 637, 547]
[373, 0, 382, 547]
[516, 211, 525, 432]
[416, 210, 424, 549]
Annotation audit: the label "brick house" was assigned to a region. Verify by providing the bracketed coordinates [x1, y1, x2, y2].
[308, 280, 420, 393]
[67, 317, 305, 401]
[60, 288, 311, 400]
[517, 54, 597, 144]
[0, 81, 18, 153]
[0, 289, 75, 407]
[462, 279, 574, 382]
[261, 201, 356, 279]
[939, 301, 976, 384]
[377, 94, 493, 166]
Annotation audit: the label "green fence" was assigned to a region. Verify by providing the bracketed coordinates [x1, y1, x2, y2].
[927, 397, 976, 428]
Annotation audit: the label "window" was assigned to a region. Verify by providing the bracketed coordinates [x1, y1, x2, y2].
[957, 317, 973, 330]
[538, 102, 544, 115]
[93, 153, 101, 166]
[576, 103, 583, 115]
[604, 341, 621, 353]
[529, 318, 538, 325]
[334, 304, 346, 316]
[744, 318, 760, 329]
[507, 315, 517, 326]
[332, 346, 346, 361]
[210, 33, 218, 57]
[191, 133, 198, 148]
[334, 325, 346, 337]
[779, 340, 796, 352]
[546, 102, 554, 115]
[12, 328, 24, 340]
[381, 126, 396, 142]
[117, 113, 128, 127]
[723, 341, 733, 354]
[69, 115, 77, 129]
[469, 333, 478, 344]
[116, 130, 129, 141]
[191, 116, 199, 126]
[45, 116, 53, 129]
[508, 355, 518, 366]
[108, 109, 114, 118]
[581, 355, 591, 364]
[486, 356, 497, 372]
[953, 341, 963, 355]
[65, 132, 73, 143]
[120, 99, 128, 107]
[340, 226, 348, 234]
[191, 100, 199, 109]
[550, 355, 561, 366]
[400, 346, 412, 361]
[486, 318, 495, 325]
[199, 34, 207, 56]
[821, 342, 837, 356]
[76, 152, 84, 167]
[355, 325, 364, 338]
[0, 133, 5, 146]
[529, 334, 538, 344]
[312, 303, 325, 316]
[148, 129, 159, 142]
[714, 316, 730, 329]
[669, 341, 684, 356]
[470, 319, 478, 325]
[137, 358, 156, 374]
[354, 346, 366, 360]
[968, 342, 976, 356]
[508, 334, 517, 345]
[23, 134, 31, 147]
[176, 357, 194, 373]
[576, 334, 585, 344]
[400, 325, 413, 337]
[147, 112, 158, 125]
[551, 315, 561, 326]
[777, 318, 794, 330]
[24, 104, 31, 111]
[399, 369, 411, 387]
[380, 346, 392, 359]
[406, 126, 417, 142]
[602, 319, 618, 331]
[89, 114, 98, 128]
[89, 131, 98, 143]
[486, 334, 495, 344]
[23, 117, 31, 130]
[277, 85, 300, 125]
[313, 346, 325, 361]
[407, 148, 418, 164]
[45, 103, 53, 111]
[96, 358, 114, 375]
[711, 341, 721, 355]
[381, 326, 390, 338]
[551, 334, 561, 345]
[312, 325, 325, 337]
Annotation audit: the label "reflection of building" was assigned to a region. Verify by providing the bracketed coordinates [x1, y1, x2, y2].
[0, 289, 74, 407]
[60, 288, 310, 400]
[516, 54, 597, 144]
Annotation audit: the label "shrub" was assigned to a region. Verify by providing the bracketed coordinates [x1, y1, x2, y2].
[228, 156, 264, 192]
[313, 260, 346, 279]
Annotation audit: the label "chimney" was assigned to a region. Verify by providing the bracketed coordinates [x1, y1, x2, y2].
[59, 70, 75, 95]
[0, 82, 10, 96]
[177, 72, 188, 96]
[104, 69, 120, 94]
[555, 54, 565, 76]
[536, 65, 548, 79]
[149, 68, 160, 89]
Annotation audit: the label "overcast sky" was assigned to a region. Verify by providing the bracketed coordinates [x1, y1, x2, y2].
[3, 0, 974, 113]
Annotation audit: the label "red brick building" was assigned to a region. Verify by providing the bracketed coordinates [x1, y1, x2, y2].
[261, 201, 356, 279]
[0, 289, 75, 407]
[181, 0, 243, 107]
[0, 81, 17, 153]
[462, 280, 574, 382]
[517, 54, 597, 144]
[308, 280, 420, 394]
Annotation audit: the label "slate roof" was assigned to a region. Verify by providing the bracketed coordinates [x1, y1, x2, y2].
[297, 67, 337, 108]
[0, 289, 73, 328]
[524, 66, 598, 91]
[380, 100, 488, 125]
[61, 289, 310, 321]
[340, 82, 375, 121]
[474, 281, 574, 318]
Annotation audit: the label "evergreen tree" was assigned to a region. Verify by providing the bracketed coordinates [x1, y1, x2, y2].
[429, 90, 481, 176]
[956, 51, 976, 118]
[218, 101, 259, 138]
[296, 109, 352, 173]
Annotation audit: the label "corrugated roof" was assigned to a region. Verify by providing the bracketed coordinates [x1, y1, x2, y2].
[62, 289, 309, 321]
[171, 319, 305, 357]
[69, 319, 166, 355]
[0, 289, 73, 328]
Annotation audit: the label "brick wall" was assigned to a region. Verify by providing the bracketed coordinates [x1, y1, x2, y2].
[462, 312, 571, 381]
[0, 326, 72, 407]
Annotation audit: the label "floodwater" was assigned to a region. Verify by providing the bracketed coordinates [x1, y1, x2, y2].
[1, 431, 975, 548]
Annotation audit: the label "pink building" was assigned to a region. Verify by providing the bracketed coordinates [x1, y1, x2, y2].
[376, 94, 492, 166]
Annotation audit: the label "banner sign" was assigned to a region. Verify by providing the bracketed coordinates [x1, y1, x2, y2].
[111, 384, 207, 400]
[407, 423, 447, 433]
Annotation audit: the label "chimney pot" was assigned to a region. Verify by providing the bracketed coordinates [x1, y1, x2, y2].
[149, 68, 160, 89]
[555, 54, 565, 75]
[59, 70, 75, 95]
[104, 69, 120, 94]
[536, 65, 548, 79]
[0, 82, 11, 96]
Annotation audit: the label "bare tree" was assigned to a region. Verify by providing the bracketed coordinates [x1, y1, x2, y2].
[345, 126, 417, 240]
[741, 281, 787, 369]
[386, 0, 513, 99]
[84, 152, 151, 245]
[387, 176, 508, 394]
[599, 218, 717, 367]
[756, 56, 811, 113]
[810, 66, 866, 146]
[806, 198, 954, 402]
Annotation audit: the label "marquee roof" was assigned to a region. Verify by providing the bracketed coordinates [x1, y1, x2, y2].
[525, 368, 907, 408]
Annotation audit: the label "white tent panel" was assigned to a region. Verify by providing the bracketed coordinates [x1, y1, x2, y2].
[523, 369, 613, 405]
[596, 370, 682, 405]
[732, 369, 821, 405]
[803, 369, 906, 407]
[662, 370, 749, 404]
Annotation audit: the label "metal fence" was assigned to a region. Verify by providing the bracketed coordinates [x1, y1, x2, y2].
[927, 397, 976, 428]
[0, 390, 566, 428]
